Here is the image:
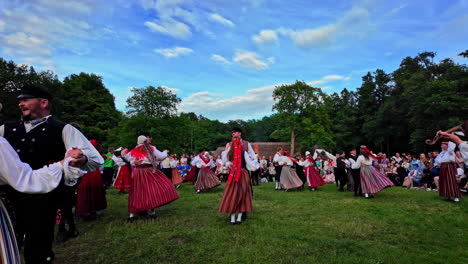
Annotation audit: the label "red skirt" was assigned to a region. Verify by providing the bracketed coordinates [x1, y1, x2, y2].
[195, 167, 221, 190]
[439, 163, 461, 198]
[75, 169, 107, 215]
[184, 165, 197, 184]
[128, 166, 179, 213]
[219, 169, 252, 214]
[172, 168, 183, 185]
[305, 166, 325, 188]
[114, 165, 132, 191]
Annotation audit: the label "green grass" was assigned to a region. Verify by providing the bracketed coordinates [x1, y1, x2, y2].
[55, 183, 467, 264]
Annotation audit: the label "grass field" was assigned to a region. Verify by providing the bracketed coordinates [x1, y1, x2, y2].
[55, 183, 467, 264]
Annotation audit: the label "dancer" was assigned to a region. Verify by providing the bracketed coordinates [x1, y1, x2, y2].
[219, 128, 259, 225]
[348, 149, 362, 196]
[193, 151, 221, 193]
[357, 146, 394, 198]
[300, 151, 326, 191]
[170, 155, 183, 188]
[272, 148, 284, 190]
[113, 148, 132, 193]
[125, 135, 179, 221]
[434, 141, 461, 203]
[279, 151, 303, 191]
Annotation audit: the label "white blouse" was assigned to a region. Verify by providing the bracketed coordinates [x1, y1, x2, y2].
[434, 141, 456, 167]
[356, 155, 375, 166]
[125, 145, 168, 166]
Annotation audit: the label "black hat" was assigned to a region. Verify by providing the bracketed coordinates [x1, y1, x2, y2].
[17, 85, 52, 100]
[231, 127, 242, 133]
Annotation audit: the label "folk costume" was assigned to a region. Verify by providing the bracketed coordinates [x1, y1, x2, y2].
[434, 142, 461, 202]
[357, 146, 394, 198]
[113, 149, 132, 193]
[193, 152, 221, 193]
[170, 158, 183, 187]
[184, 155, 200, 184]
[125, 136, 179, 219]
[348, 152, 362, 196]
[0, 113, 102, 263]
[219, 134, 259, 224]
[279, 152, 303, 191]
[299, 152, 325, 190]
[272, 151, 284, 190]
[75, 140, 107, 217]
[0, 136, 69, 264]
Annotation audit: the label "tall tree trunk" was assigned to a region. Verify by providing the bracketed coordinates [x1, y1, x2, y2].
[291, 129, 295, 154]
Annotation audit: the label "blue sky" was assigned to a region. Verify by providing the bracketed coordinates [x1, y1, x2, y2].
[1, 0, 467, 121]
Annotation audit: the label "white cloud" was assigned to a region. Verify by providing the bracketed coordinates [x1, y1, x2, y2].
[233, 51, 272, 70]
[268, 6, 373, 49]
[0, 20, 5, 31]
[3, 32, 52, 56]
[161, 85, 180, 94]
[154, 47, 193, 58]
[252, 29, 278, 45]
[178, 75, 350, 121]
[36, 0, 92, 14]
[209, 13, 235, 27]
[211, 54, 231, 65]
[144, 19, 192, 39]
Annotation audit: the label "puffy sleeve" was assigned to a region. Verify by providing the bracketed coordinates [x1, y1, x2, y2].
[152, 146, 168, 161]
[62, 124, 104, 171]
[459, 141, 468, 166]
[0, 137, 63, 193]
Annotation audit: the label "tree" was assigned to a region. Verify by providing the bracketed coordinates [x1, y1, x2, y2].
[126, 86, 181, 118]
[272, 81, 321, 153]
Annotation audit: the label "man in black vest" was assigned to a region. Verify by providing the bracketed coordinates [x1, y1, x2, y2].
[335, 151, 348, 192]
[0, 85, 103, 263]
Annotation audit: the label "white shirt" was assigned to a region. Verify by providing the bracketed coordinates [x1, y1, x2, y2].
[459, 141, 468, 167]
[278, 155, 293, 166]
[356, 155, 375, 166]
[434, 142, 456, 167]
[221, 140, 259, 171]
[348, 156, 360, 169]
[0, 137, 63, 193]
[273, 153, 282, 164]
[125, 145, 168, 165]
[194, 157, 215, 168]
[0, 116, 103, 172]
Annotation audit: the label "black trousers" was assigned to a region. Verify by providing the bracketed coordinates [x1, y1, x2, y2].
[274, 166, 283, 182]
[251, 169, 259, 185]
[351, 169, 361, 195]
[335, 168, 348, 191]
[162, 168, 172, 180]
[57, 185, 77, 233]
[102, 167, 114, 188]
[10, 191, 57, 263]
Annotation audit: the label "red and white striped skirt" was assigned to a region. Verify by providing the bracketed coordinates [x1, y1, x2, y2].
[360, 165, 394, 194]
[195, 167, 221, 190]
[128, 165, 179, 213]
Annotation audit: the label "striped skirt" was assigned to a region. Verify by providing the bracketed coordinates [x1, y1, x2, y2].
[184, 166, 198, 184]
[114, 165, 132, 191]
[0, 200, 20, 264]
[439, 163, 460, 198]
[280, 166, 303, 190]
[172, 168, 183, 185]
[305, 166, 326, 188]
[360, 165, 394, 194]
[195, 167, 221, 190]
[219, 169, 252, 214]
[128, 166, 179, 213]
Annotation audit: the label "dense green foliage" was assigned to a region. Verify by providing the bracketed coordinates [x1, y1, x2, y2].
[1, 50, 466, 154]
[54, 183, 467, 264]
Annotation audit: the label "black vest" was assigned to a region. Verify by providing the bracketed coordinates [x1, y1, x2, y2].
[4, 117, 66, 170]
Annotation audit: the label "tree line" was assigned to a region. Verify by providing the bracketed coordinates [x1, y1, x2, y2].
[0, 50, 466, 154]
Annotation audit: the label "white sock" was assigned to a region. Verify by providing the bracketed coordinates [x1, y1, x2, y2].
[237, 213, 243, 222]
[364, 193, 369, 198]
[230, 214, 236, 223]
[454, 197, 460, 202]
[129, 213, 134, 218]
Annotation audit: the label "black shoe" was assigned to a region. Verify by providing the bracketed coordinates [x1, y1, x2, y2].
[236, 220, 242, 225]
[230, 221, 236, 225]
[127, 216, 136, 222]
[338, 189, 344, 192]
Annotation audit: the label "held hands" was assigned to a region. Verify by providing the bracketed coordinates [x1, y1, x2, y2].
[63, 147, 87, 167]
[134, 159, 144, 166]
